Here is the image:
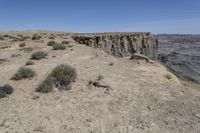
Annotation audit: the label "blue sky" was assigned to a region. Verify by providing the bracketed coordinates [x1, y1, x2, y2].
[0, 0, 200, 33]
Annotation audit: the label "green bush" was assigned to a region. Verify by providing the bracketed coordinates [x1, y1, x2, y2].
[53, 43, 66, 50]
[31, 51, 47, 60]
[11, 67, 36, 80]
[32, 34, 42, 40]
[36, 64, 77, 93]
[164, 74, 172, 80]
[26, 60, 35, 66]
[47, 41, 56, 46]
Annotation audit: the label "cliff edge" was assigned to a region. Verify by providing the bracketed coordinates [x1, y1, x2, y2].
[72, 32, 158, 59]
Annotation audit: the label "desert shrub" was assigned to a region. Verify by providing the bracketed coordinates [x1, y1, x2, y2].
[32, 34, 42, 40]
[164, 74, 172, 80]
[53, 43, 66, 50]
[11, 67, 36, 80]
[97, 75, 104, 81]
[0, 36, 4, 40]
[0, 89, 7, 98]
[36, 77, 55, 93]
[31, 51, 47, 60]
[0, 84, 14, 98]
[47, 41, 56, 46]
[9, 36, 15, 39]
[11, 54, 21, 58]
[68, 45, 74, 48]
[26, 60, 35, 66]
[49, 36, 55, 39]
[1, 84, 13, 94]
[20, 47, 33, 53]
[19, 37, 27, 42]
[19, 43, 26, 47]
[3, 35, 9, 38]
[0, 59, 8, 64]
[61, 40, 70, 45]
[36, 64, 77, 93]
[109, 63, 114, 66]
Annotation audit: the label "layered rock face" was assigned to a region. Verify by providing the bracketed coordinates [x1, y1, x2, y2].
[72, 32, 158, 59]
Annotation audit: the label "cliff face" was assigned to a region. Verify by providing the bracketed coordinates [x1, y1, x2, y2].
[72, 32, 158, 59]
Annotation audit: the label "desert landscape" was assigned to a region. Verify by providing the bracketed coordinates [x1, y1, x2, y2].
[0, 31, 200, 133]
[158, 34, 200, 88]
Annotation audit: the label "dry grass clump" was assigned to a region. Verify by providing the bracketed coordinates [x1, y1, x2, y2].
[26, 60, 35, 66]
[11, 67, 36, 80]
[97, 75, 104, 81]
[19, 43, 26, 47]
[164, 74, 172, 80]
[36, 64, 77, 93]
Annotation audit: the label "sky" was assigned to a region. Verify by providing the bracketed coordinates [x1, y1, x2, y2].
[0, 0, 200, 34]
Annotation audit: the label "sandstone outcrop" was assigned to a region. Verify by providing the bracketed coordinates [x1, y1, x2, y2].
[72, 32, 158, 59]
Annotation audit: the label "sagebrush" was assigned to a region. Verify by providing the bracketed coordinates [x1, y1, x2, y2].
[31, 51, 47, 60]
[53, 43, 66, 50]
[11, 67, 36, 80]
[36, 64, 77, 93]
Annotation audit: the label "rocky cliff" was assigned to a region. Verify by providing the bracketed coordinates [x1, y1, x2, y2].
[72, 32, 158, 59]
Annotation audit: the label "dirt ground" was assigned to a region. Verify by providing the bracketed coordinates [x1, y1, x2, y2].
[0, 32, 200, 133]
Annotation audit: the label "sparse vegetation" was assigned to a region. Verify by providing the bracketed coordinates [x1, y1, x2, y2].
[61, 40, 70, 45]
[19, 43, 26, 47]
[32, 34, 42, 40]
[109, 63, 114, 66]
[11, 54, 21, 57]
[0, 59, 8, 64]
[47, 41, 56, 46]
[36, 64, 77, 93]
[0, 84, 14, 98]
[49, 36, 55, 39]
[164, 74, 172, 80]
[1, 84, 14, 95]
[3, 35, 9, 38]
[53, 43, 66, 50]
[0, 36, 4, 40]
[97, 75, 104, 81]
[11, 67, 36, 80]
[31, 51, 47, 60]
[20, 47, 33, 53]
[68, 45, 74, 48]
[26, 60, 35, 66]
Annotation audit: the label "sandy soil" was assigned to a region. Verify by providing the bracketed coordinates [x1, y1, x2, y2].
[0, 32, 200, 133]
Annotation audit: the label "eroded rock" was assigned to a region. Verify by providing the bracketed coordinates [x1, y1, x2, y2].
[72, 32, 158, 59]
